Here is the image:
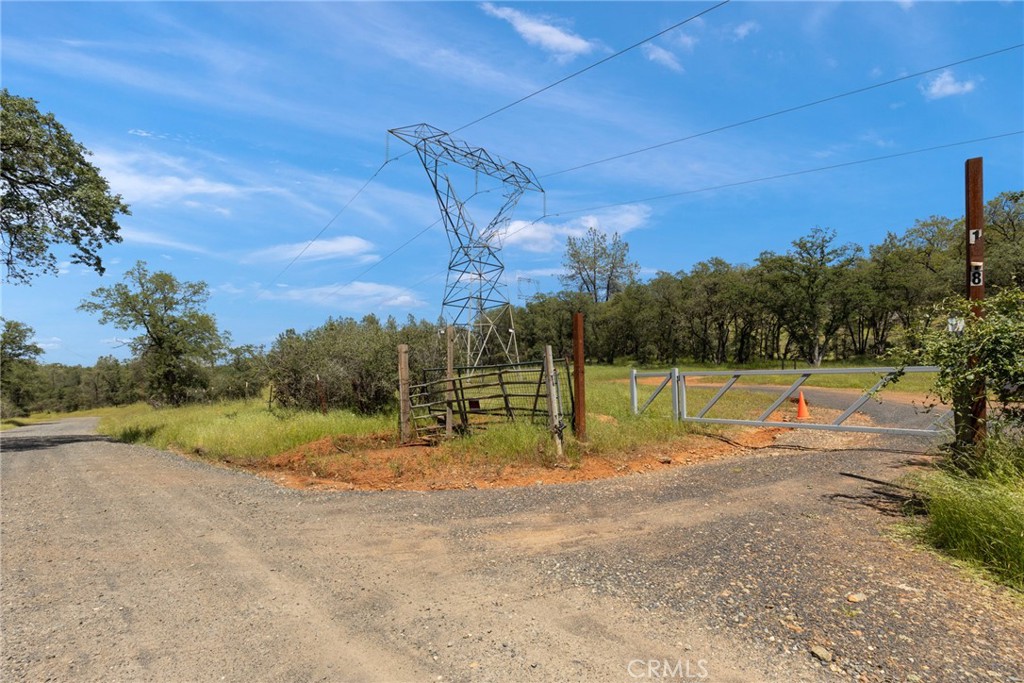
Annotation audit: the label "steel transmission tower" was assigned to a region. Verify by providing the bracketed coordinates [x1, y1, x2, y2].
[389, 124, 543, 368]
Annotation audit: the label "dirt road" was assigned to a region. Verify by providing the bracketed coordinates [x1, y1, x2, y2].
[2, 418, 1022, 682]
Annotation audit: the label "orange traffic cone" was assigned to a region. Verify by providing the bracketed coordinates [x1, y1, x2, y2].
[796, 391, 810, 419]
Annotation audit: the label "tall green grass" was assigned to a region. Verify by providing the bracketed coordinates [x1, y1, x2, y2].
[88, 366, 790, 466]
[97, 401, 393, 460]
[911, 428, 1024, 592]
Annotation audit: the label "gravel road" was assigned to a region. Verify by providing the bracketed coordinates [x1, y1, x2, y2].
[2, 418, 1022, 683]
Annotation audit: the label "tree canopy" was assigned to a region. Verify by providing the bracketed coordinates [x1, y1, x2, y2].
[78, 262, 226, 405]
[0, 318, 44, 416]
[560, 227, 639, 303]
[1, 89, 129, 284]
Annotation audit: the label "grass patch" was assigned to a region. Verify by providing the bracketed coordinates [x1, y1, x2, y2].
[96, 401, 394, 461]
[84, 366, 794, 472]
[907, 428, 1024, 592]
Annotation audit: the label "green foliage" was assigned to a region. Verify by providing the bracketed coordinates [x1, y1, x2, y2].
[755, 227, 863, 366]
[209, 344, 266, 401]
[267, 314, 444, 415]
[560, 226, 639, 303]
[0, 89, 129, 283]
[0, 318, 43, 416]
[78, 261, 227, 406]
[904, 288, 1024, 457]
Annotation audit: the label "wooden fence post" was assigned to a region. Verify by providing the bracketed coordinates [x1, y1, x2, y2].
[572, 312, 587, 442]
[544, 345, 564, 458]
[398, 344, 412, 443]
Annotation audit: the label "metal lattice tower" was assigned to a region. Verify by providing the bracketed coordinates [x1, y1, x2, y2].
[389, 124, 543, 368]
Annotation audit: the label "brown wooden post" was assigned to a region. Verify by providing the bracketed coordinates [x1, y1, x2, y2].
[572, 312, 587, 442]
[964, 157, 986, 449]
[398, 344, 412, 443]
[445, 325, 455, 439]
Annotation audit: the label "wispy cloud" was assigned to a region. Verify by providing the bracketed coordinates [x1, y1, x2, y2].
[120, 227, 211, 254]
[33, 336, 63, 351]
[258, 282, 424, 309]
[674, 32, 699, 53]
[244, 236, 379, 264]
[480, 3, 597, 61]
[642, 44, 684, 73]
[500, 204, 651, 253]
[92, 149, 246, 205]
[920, 69, 976, 100]
[732, 21, 761, 41]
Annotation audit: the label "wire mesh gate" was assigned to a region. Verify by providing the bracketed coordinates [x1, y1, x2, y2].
[630, 366, 950, 437]
[408, 359, 574, 442]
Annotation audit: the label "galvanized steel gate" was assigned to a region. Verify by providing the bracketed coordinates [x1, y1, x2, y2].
[630, 366, 951, 437]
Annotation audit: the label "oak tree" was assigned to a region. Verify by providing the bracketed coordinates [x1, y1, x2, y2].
[1, 90, 129, 283]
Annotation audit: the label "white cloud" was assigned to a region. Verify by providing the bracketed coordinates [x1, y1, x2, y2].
[675, 33, 699, 53]
[259, 281, 424, 310]
[920, 69, 976, 100]
[732, 21, 761, 41]
[480, 3, 596, 60]
[642, 44, 684, 73]
[92, 149, 246, 205]
[120, 227, 211, 254]
[859, 130, 895, 148]
[33, 336, 63, 351]
[500, 204, 651, 253]
[245, 236, 378, 264]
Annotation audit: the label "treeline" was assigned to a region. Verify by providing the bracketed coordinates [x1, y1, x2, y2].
[1, 191, 1020, 418]
[517, 190, 1022, 367]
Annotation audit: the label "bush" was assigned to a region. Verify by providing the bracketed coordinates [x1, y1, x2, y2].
[267, 315, 444, 415]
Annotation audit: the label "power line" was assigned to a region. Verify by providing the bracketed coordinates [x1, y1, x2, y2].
[541, 43, 1024, 178]
[312, 218, 443, 304]
[370, 130, 1024, 299]
[283, 4, 733, 287]
[269, 158, 392, 284]
[542, 130, 1024, 217]
[451, 0, 732, 134]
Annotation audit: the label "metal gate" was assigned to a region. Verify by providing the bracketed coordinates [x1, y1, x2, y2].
[630, 366, 950, 437]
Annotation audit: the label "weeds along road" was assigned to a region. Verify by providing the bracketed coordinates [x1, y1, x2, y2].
[3, 418, 1023, 683]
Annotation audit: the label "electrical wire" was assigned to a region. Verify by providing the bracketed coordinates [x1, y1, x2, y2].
[541, 43, 1024, 178]
[364, 46, 1023, 278]
[269, 158, 393, 284]
[543, 130, 1024, 218]
[452, 0, 732, 134]
[381, 129, 1024, 297]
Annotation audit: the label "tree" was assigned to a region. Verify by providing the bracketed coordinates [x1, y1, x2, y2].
[78, 262, 226, 405]
[985, 190, 1024, 289]
[0, 318, 43, 416]
[1, 89, 129, 284]
[560, 227, 639, 303]
[756, 227, 862, 366]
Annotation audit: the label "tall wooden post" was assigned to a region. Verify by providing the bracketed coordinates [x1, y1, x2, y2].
[398, 344, 412, 443]
[964, 157, 986, 448]
[572, 312, 587, 442]
[445, 326, 455, 439]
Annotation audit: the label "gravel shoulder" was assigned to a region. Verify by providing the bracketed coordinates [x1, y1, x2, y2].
[2, 418, 1022, 682]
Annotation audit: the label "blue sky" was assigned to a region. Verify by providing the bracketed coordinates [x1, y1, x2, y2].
[2, 1, 1022, 365]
